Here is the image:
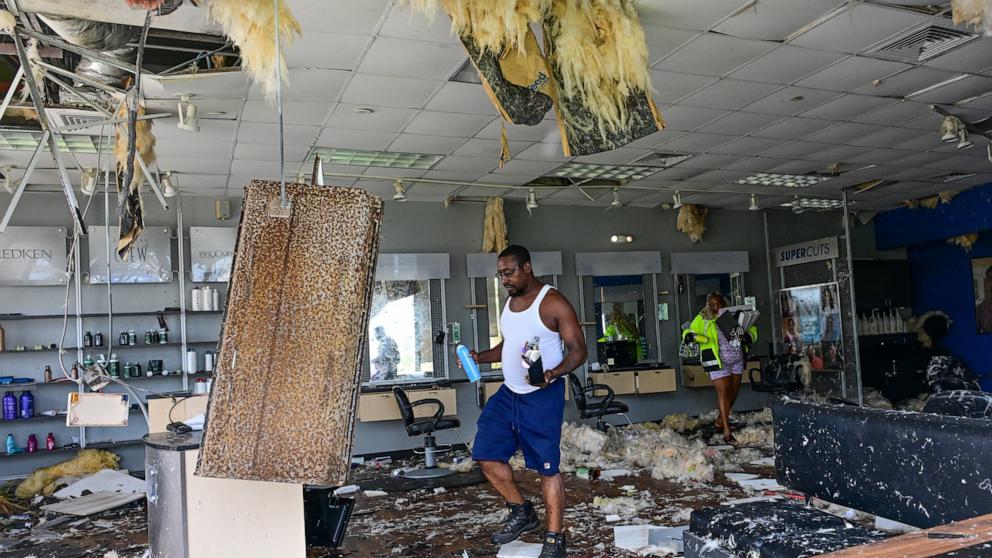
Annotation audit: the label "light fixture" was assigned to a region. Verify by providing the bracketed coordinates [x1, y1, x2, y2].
[354, 107, 375, 114]
[748, 193, 760, 211]
[307, 147, 442, 170]
[393, 179, 407, 201]
[672, 190, 683, 209]
[160, 171, 178, 198]
[735, 172, 829, 188]
[177, 94, 199, 132]
[610, 234, 634, 244]
[957, 127, 973, 149]
[791, 196, 804, 214]
[548, 162, 662, 181]
[940, 115, 962, 143]
[80, 168, 98, 196]
[609, 188, 623, 209]
[526, 188, 539, 210]
[2, 165, 12, 194]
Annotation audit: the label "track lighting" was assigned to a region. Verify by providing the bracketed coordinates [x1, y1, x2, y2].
[748, 193, 759, 211]
[610, 188, 623, 209]
[526, 188, 539, 210]
[177, 94, 199, 132]
[80, 168, 98, 196]
[940, 115, 962, 143]
[672, 190, 683, 209]
[160, 171, 178, 198]
[610, 234, 634, 244]
[2, 166, 12, 194]
[791, 196, 804, 214]
[957, 127, 973, 150]
[393, 179, 407, 201]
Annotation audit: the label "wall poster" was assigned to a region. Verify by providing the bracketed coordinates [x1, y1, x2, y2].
[780, 282, 843, 372]
[972, 256, 992, 334]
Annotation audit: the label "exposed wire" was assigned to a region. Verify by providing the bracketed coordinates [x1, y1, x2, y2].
[118, 11, 151, 215]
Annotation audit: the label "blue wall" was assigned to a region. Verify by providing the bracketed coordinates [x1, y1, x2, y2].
[876, 182, 992, 386]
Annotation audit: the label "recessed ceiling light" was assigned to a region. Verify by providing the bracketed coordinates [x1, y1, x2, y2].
[0, 130, 110, 153]
[735, 172, 829, 188]
[306, 147, 443, 169]
[354, 107, 375, 114]
[548, 162, 662, 181]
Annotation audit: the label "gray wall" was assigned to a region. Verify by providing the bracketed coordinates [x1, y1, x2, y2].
[1, 191, 895, 474]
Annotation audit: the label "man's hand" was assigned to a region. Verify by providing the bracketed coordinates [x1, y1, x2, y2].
[532, 370, 558, 389]
[456, 348, 479, 369]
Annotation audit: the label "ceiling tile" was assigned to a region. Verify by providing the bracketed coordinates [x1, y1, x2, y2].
[241, 101, 333, 125]
[406, 183, 462, 202]
[643, 26, 701, 65]
[476, 119, 559, 142]
[708, 137, 783, 156]
[175, 173, 229, 190]
[142, 71, 249, 100]
[421, 169, 490, 182]
[387, 133, 467, 154]
[676, 153, 742, 169]
[727, 45, 845, 84]
[325, 103, 417, 132]
[652, 166, 705, 180]
[723, 156, 790, 172]
[225, 160, 284, 178]
[751, 117, 833, 140]
[801, 122, 885, 144]
[678, 79, 781, 110]
[455, 185, 514, 198]
[654, 33, 777, 77]
[885, 151, 948, 168]
[490, 159, 561, 176]
[650, 70, 719, 104]
[341, 74, 441, 108]
[696, 111, 783, 135]
[766, 160, 823, 174]
[855, 66, 963, 98]
[403, 110, 492, 137]
[909, 75, 992, 105]
[155, 139, 233, 159]
[477, 172, 536, 185]
[285, 0, 388, 34]
[155, 119, 236, 142]
[788, 3, 927, 54]
[847, 127, 923, 149]
[853, 100, 933, 127]
[799, 94, 893, 120]
[758, 141, 832, 159]
[742, 87, 839, 115]
[426, 82, 498, 115]
[660, 132, 736, 153]
[285, 32, 368, 70]
[512, 141, 570, 162]
[156, 157, 231, 174]
[923, 38, 992, 73]
[843, 149, 917, 164]
[803, 144, 871, 163]
[380, 4, 461, 43]
[712, 0, 845, 41]
[684, 169, 751, 184]
[431, 155, 497, 174]
[361, 167, 427, 179]
[350, 179, 396, 200]
[659, 105, 726, 131]
[638, 1, 752, 32]
[314, 128, 398, 150]
[248, 69, 350, 102]
[796, 56, 910, 92]
[357, 37, 466, 80]
[238, 122, 318, 146]
[574, 148, 652, 165]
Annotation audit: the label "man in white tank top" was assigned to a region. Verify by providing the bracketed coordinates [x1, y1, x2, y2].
[465, 245, 586, 558]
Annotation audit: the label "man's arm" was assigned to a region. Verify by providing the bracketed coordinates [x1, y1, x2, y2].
[543, 294, 587, 384]
[474, 340, 503, 364]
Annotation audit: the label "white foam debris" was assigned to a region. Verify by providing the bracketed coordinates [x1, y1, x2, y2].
[433, 487, 447, 495]
[496, 540, 543, 557]
[363, 490, 389, 498]
[593, 492, 654, 517]
[671, 507, 694, 523]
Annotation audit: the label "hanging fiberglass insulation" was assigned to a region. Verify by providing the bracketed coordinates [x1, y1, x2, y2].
[406, 0, 554, 126]
[204, 0, 301, 104]
[114, 103, 156, 259]
[482, 196, 509, 252]
[543, 0, 664, 156]
[677, 204, 708, 244]
[952, 0, 992, 35]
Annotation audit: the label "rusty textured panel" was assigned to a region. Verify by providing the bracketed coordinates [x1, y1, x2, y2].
[196, 180, 383, 485]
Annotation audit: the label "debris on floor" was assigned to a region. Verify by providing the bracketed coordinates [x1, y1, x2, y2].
[52, 469, 146, 500]
[15, 449, 121, 499]
[613, 524, 688, 556]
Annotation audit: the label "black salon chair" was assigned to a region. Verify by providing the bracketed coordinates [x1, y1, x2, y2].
[392, 386, 462, 479]
[567, 372, 632, 432]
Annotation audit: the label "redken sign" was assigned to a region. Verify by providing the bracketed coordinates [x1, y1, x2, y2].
[0, 227, 68, 286]
[88, 226, 172, 283]
[774, 237, 838, 268]
[190, 226, 236, 282]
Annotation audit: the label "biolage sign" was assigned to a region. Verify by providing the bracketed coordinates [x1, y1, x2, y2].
[773, 237, 839, 268]
[0, 227, 68, 286]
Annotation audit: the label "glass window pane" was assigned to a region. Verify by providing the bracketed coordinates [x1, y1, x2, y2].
[592, 275, 649, 366]
[367, 280, 434, 383]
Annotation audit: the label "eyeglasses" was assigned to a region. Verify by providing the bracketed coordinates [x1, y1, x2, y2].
[494, 267, 518, 279]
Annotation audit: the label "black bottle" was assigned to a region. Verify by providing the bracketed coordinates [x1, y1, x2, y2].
[83, 331, 93, 347]
[94, 332, 103, 347]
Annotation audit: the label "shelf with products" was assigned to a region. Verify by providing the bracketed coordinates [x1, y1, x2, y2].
[0, 310, 224, 321]
[0, 408, 143, 425]
[3, 340, 219, 354]
[0, 438, 145, 459]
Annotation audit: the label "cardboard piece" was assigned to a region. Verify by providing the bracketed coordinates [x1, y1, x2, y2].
[496, 541, 543, 558]
[66, 393, 129, 427]
[53, 469, 145, 499]
[613, 525, 689, 555]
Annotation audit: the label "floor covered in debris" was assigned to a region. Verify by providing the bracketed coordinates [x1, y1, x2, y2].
[1, 411, 787, 558]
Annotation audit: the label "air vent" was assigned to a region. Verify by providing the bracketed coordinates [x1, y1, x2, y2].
[868, 24, 979, 63]
[932, 171, 976, 182]
[46, 109, 106, 135]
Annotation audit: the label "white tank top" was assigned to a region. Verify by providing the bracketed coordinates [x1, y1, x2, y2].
[500, 284, 565, 395]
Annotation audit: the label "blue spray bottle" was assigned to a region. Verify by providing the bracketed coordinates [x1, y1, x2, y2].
[5, 433, 16, 455]
[456, 345, 481, 383]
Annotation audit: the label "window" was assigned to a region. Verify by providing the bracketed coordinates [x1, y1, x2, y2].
[365, 280, 436, 384]
[591, 275, 654, 367]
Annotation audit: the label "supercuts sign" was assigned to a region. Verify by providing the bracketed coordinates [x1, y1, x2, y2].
[0, 227, 68, 286]
[774, 237, 838, 268]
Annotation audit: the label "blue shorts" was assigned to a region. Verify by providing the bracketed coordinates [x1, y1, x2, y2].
[472, 381, 565, 476]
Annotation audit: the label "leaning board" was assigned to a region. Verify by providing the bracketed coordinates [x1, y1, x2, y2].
[196, 181, 383, 485]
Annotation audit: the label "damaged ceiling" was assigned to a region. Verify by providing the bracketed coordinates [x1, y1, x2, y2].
[0, 0, 991, 211]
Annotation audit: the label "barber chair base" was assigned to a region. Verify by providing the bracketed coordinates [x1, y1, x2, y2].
[403, 466, 455, 479]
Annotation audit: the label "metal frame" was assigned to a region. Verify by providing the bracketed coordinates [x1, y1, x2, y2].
[842, 188, 863, 405]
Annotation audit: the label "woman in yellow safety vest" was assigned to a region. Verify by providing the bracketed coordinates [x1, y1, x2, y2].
[682, 293, 757, 444]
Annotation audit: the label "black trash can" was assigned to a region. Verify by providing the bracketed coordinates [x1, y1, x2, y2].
[303, 486, 355, 548]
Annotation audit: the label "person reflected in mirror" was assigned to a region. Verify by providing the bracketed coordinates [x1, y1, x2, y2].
[370, 326, 400, 382]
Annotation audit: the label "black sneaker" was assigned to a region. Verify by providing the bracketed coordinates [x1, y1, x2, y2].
[491, 501, 540, 545]
[539, 530, 566, 558]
